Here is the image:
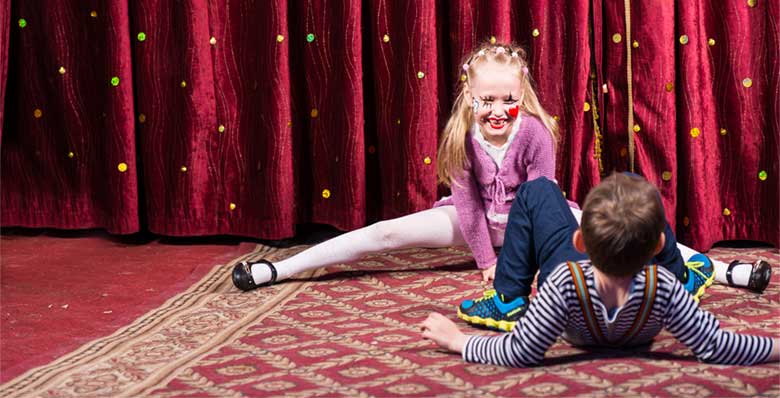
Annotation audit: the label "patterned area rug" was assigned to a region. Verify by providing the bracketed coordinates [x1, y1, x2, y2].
[2, 245, 779, 397]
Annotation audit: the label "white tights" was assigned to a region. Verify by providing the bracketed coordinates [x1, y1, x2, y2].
[252, 206, 743, 286]
[253, 206, 474, 283]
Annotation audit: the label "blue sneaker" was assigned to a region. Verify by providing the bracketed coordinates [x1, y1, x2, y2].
[683, 254, 715, 302]
[457, 289, 528, 332]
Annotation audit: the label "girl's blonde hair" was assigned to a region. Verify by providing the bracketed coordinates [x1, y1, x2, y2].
[437, 42, 559, 186]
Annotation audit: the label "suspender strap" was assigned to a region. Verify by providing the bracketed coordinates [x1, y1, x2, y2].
[567, 261, 606, 344]
[567, 262, 658, 346]
[617, 265, 657, 346]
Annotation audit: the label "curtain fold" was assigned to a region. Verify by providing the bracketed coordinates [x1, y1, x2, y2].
[2, 0, 778, 251]
[601, 1, 679, 217]
[130, 1, 302, 238]
[2, 2, 139, 233]
[366, 0, 440, 221]
[0, 0, 9, 138]
[510, 0, 597, 202]
[673, 1, 779, 250]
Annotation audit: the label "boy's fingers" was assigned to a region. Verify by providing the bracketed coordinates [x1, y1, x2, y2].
[421, 313, 441, 328]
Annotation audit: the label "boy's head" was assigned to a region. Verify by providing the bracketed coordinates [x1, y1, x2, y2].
[576, 173, 666, 277]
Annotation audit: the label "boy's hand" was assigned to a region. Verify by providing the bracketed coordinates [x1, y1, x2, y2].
[768, 338, 780, 363]
[482, 264, 496, 283]
[420, 312, 468, 353]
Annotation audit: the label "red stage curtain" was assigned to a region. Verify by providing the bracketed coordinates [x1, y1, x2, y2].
[0, 0, 8, 138]
[2, 2, 140, 233]
[1, 1, 777, 251]
[597, 0, 779, 249]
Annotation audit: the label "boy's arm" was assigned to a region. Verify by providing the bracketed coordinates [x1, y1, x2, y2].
[420, 313, 469, 353]
[663, 278, 777, 365]
[421, 280, 568, 368]
[770, 340, 780, 362]
[463, 281, 568, 367]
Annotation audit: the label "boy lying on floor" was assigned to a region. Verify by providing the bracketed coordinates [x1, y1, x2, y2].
[420, 174, 778, 366]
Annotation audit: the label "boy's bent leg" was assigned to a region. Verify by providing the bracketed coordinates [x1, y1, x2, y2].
[458, 177, 582, 332]
[652, 223, 686, 280]
[654, 222, 714, 301]
[494, 177, 585, 298]
[620, 171, 687, 280]
[623, 171, 715, 301]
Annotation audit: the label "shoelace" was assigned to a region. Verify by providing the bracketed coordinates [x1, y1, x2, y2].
[476, 289, 497, 302]
[685, 261, 711, 282]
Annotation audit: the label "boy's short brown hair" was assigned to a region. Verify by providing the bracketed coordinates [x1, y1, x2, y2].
[580, 173, 666, 277]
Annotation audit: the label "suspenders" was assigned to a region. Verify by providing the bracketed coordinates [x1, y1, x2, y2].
[566, 261, 657, 346]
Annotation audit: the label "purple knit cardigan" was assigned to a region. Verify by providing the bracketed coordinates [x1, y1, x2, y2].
[434, 116, 557, 269]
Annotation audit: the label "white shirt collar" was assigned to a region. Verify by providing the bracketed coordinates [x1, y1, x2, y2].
[472, 115, 522, 149]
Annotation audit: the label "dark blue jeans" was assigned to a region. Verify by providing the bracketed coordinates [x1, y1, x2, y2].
[494, 177, 685, 299]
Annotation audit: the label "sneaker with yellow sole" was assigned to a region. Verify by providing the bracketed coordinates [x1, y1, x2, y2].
[457, 289, 528, 332]
[683, 254, 715, 302]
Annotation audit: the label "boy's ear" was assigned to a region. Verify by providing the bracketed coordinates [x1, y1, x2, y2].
[653, 232, 666, 255]
[573, 229, 587, 253]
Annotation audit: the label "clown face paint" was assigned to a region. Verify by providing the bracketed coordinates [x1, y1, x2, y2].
[469, 62, 524, 147]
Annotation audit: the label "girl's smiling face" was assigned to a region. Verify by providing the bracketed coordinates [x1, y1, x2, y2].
[468, 62, 524, 146]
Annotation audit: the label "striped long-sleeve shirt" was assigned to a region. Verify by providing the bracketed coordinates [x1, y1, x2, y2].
[463, 261, 774, 367]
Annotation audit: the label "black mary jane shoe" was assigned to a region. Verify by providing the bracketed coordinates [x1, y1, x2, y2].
[727, 260, 772, 293]
[232, 260, 277, 291]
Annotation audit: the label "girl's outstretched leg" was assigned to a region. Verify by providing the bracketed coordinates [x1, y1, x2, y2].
[675, 242, 771, 292]
[234, 206, 467, 290]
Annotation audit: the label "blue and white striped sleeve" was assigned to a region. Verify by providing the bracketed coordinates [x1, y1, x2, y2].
[662, 277, 773, 365]
[462, 279, 569, 367]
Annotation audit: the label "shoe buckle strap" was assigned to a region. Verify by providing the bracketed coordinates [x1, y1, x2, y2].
[247, 260, 277, 286]
[726, 260, 739, 286]
[265, 261, 278, 284]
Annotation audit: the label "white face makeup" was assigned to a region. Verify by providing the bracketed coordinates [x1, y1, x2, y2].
[468, 62, 524, 147]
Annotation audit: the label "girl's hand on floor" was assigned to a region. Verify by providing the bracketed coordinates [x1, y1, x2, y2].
[420, 312, 468, 353]
[482, 264, 496, 283]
